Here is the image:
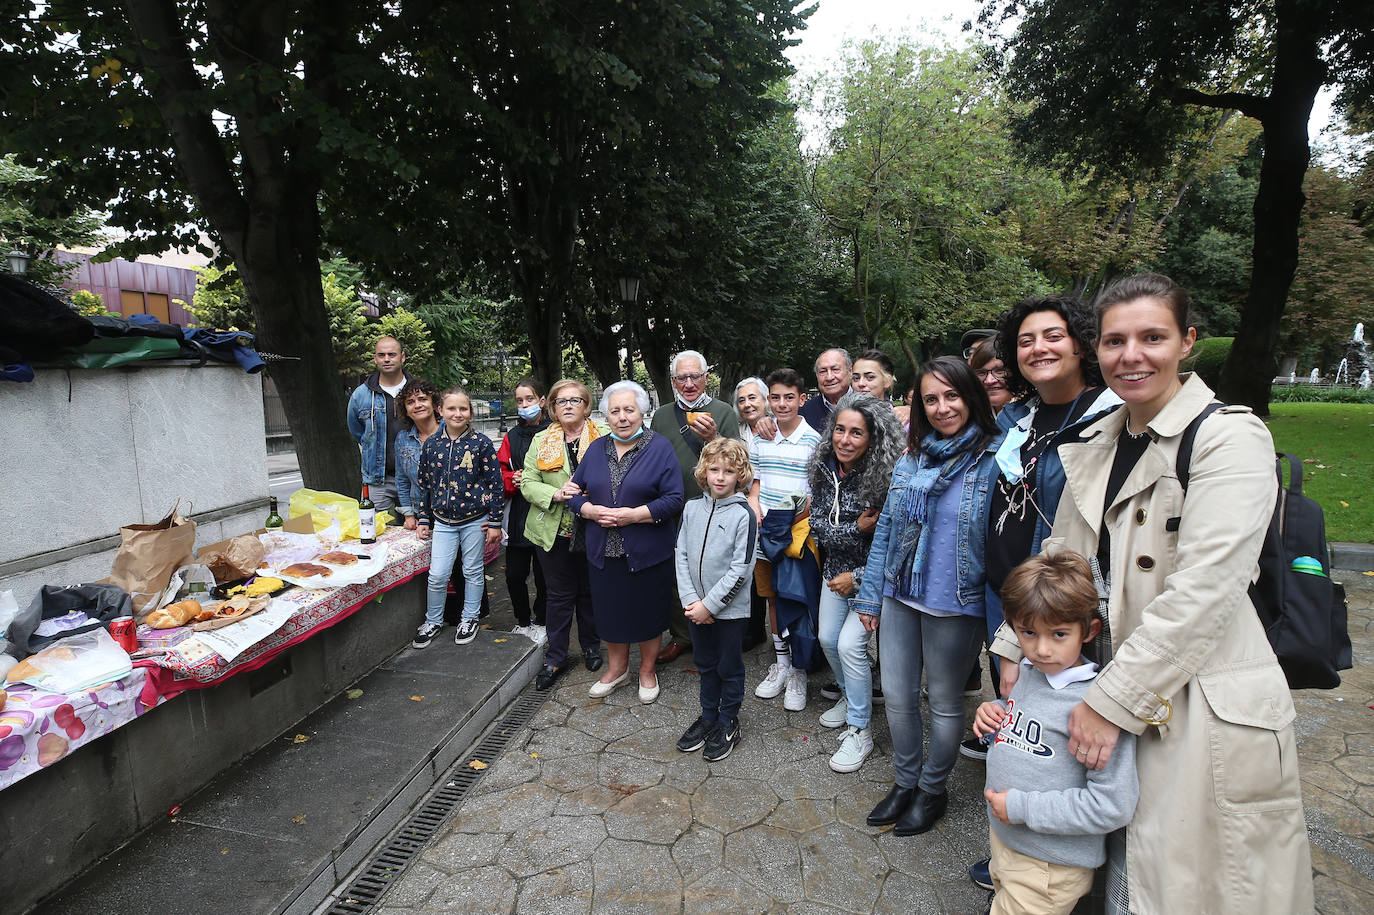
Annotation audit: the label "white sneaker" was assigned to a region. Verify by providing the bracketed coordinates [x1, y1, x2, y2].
[783, 669, 808, 712]
[829, 725, 874, 773]
[529, 624, 548, 645]
[819, 697, 848, 729]
[754, 662, 788, 699]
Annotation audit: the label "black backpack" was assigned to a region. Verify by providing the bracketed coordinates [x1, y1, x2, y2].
[1178, 403, 1353, 689]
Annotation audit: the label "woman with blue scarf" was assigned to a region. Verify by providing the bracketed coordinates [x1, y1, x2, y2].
[854, 356, 1003, 837]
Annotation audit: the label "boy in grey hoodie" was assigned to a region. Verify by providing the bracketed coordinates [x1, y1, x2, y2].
[973, 552, 1138, 915]
[674, 438, 758, 761]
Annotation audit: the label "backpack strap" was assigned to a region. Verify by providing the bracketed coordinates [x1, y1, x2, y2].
[1174, 401, 1226, 492]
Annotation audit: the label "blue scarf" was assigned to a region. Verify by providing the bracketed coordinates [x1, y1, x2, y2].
[895, 424, 984, 601]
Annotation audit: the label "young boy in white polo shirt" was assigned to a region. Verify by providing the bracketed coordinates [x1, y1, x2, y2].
[748, 367, 821, 712]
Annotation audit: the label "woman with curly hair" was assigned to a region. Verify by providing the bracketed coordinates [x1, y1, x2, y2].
[807, 392, 905, 773]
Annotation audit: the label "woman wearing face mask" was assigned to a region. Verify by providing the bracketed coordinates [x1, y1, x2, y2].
[991, 275, 1312, 914]
[497, 378, 552, 642]
[563, 381, 685, 703]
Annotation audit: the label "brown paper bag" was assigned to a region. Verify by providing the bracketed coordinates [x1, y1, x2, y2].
[197, 533, 267, 584]
[101, 504, 197, 620]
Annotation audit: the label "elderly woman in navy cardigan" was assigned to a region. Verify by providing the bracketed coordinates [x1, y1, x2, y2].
[562, 381, 685, 703]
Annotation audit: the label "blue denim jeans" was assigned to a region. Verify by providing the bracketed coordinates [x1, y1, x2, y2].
[878, 597, 984, 793]
[426, 518, 486, 626]
[690, 617, 748, 725]
[818, 588, 872, 729]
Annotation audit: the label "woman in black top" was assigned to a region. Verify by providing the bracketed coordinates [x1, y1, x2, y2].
[498, 378, 552, 640]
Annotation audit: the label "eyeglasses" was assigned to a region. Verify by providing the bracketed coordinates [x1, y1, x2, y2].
[975, 369, 1009, 381]
[553, 397, 586, 406]
[672, 372, 708, 384]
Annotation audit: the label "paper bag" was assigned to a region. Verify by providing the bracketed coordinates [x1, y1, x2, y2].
[101, 504, 197, 620]
[197, 534, 267, 584]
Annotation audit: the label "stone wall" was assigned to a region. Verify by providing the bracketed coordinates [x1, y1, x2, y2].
[0, 363, 269, 606]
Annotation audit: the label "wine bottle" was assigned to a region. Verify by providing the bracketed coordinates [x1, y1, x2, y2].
[359, 485, 377, 544]
[265, 496, 284, 530]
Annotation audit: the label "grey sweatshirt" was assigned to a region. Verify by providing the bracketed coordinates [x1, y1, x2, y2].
[985, 662, 1139, 869]
[673, 492, 757, 621]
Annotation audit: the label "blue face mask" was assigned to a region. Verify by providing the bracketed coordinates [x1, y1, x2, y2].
[995, 424, 1030, 483]
[517, 404, 542, 421]
[610, 425, 645, 443]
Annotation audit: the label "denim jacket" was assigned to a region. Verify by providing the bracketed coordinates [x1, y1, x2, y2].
[346, 372, 412, 486]
[394, 426, 426, 518]
[852, 433, 1003, 617]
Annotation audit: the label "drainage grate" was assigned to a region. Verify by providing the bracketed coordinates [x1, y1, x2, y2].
[323, 686, 551, 914]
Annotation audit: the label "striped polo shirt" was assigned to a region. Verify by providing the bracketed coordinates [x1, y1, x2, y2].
[749, 419, 821, 513]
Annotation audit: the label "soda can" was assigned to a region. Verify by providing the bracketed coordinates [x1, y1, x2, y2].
[110, 616, 138, 654]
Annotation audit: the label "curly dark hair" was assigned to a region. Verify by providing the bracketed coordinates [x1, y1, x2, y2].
[994, 294, 1102, 398]
[394, 378, 441, 430]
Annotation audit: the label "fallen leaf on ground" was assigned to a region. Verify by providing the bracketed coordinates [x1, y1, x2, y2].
[222, 848, 229, 854]
[292, 813, 307, 824]
[1340, 501, 1350, 507]
[410, 696, 424, 701]
[494, 638, 507, 643]
[346, 689, 364, 699]
[530, 753, 539, 758]
[292, 734, 310, 744]
[468, 759, 488, 770]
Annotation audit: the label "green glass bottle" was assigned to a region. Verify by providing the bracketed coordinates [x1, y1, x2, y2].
[265, 496, 284, 529]
[359, 485, 377, 544]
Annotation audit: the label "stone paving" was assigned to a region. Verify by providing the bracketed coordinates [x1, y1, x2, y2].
[375, 570, 1374, 914]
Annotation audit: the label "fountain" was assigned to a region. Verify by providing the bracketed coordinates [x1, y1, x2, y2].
[1334, 358, 1349, 385]
[1309, 367, 1321, 383]
[1361, 369, 1371, 390]
[1338, 322, 1370, 388]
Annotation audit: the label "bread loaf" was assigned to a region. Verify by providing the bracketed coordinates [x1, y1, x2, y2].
[145, 599, 204, 629]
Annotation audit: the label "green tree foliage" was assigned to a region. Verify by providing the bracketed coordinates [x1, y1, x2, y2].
[804, 40, 1051, 353]
[70, 289, 112, 316]
[980, 0, 1374, 413]
[0, 153, 105, 288]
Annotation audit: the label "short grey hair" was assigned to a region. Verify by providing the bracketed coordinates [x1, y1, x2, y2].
[669, 349, 709, 378]
[815, 347, 853, 375]
[733, 376, 772, 423]
[600, 380, 652, 415]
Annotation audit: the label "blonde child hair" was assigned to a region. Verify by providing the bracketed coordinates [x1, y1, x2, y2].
[693, 438, 753, 493]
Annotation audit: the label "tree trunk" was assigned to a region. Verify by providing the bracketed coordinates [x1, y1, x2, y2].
[1216, 7, 1325, 414]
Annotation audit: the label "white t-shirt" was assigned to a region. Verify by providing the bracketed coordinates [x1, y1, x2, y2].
[379, 378, 406, 398]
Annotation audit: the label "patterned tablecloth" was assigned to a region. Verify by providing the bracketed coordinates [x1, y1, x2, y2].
[0, 527, 430, 791]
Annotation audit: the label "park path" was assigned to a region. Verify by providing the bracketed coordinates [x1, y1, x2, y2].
[372, 570, 1374, 914]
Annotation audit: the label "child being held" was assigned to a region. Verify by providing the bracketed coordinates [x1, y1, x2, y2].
[974, 551, 1138, 915]
[673, 438, 758, 762]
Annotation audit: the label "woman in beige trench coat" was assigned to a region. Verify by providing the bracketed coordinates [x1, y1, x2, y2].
[993, 273, 1313, 914]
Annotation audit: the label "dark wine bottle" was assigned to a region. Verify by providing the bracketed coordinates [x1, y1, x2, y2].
[359, 485, 377, 544]
[265, 496, 284, 529]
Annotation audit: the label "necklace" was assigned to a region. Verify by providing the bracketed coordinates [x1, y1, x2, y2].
[1123, 421, 1151, 440]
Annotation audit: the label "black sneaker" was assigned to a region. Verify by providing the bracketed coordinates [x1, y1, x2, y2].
[412, 622, 442, 649]
[820, 681, 841, 701]
[873, 684, 885, 706]
[702, 720, 740, 761]
[960, 736, 989, 761]
[964, 662, 983, 697]
[969, 856, 994, 890]
[455, 619, 479, 645]
[676, 716, 711, 753]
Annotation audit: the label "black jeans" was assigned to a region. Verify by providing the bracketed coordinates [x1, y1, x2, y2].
[535, 538, 598, 668]
[505, 544, 547, 626]
[690, 617, 748, 725]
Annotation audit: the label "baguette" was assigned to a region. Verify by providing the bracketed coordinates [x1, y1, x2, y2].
[146, 599, 204, 629]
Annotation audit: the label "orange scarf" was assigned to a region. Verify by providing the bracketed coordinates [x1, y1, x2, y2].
[536, 419, 604, 471]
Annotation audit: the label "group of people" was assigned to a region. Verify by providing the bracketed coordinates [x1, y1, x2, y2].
[347, 272, 1313, 914]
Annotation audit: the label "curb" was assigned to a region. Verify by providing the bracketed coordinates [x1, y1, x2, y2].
[1332, 542, 1374, 572]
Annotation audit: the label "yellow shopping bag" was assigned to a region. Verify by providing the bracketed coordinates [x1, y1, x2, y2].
[287, 489, 393, 541]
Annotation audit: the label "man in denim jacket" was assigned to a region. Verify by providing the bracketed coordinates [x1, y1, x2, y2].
[346, 336, 414, 511]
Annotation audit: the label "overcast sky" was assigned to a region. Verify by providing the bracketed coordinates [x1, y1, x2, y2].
[783, 0, 1346, 157]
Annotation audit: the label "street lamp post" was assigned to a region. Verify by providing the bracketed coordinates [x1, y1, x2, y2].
[6, 248, 31, 275]
[618, 276, 640, 307]
[483, 345, 512, 433]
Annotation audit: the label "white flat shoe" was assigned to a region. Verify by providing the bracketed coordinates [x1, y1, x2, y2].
[638, 679, 660, 703]
[589, 671, 629, 698]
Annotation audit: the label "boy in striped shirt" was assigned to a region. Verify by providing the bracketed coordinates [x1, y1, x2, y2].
[748, 367, 822, 711]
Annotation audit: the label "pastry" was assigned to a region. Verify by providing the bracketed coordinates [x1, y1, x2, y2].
[317, 551, 359, 566]
[281, 562, 332, 579]
[146, 599, 205, 629]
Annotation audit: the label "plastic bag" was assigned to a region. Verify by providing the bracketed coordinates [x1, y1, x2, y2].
[258, 530, 327, 568]
[15, 628, 133, 693]
[288, 489, 392, 542]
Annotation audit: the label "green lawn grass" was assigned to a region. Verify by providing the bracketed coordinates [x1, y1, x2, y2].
[1264, 403, 1374, 543]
